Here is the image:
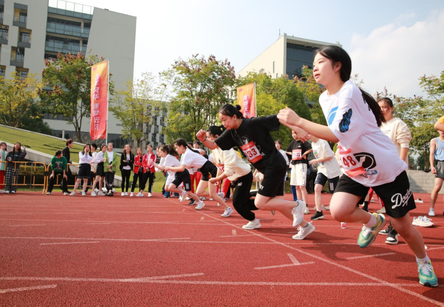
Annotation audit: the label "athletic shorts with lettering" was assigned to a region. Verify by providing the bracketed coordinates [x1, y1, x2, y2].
[334, 171, 415, 218]
[172, 169, 192, 192]
[315, 172, 339, 193]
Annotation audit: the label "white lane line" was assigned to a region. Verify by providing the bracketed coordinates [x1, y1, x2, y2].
[0, 284, 57, 293]
[346, 253, 396, 260]
[0, 277, 442, 288]
[200, 217, 205, 220]
[9, 224, 46, 227]
[255, 253, 314, 270]
[85, 223, 112, 225]
[121, 273, 204, 281]
[232, 229, 237, 236]
[219, 235, 254, 238]
[425, 246, 444, 251]
[40, 241, 100, 246]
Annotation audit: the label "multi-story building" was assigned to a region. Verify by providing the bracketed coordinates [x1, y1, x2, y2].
[238, 34, 341, 79]
[0, 0, 138, 148]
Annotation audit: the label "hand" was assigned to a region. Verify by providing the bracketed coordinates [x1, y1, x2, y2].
[63, 174, 67, 179]
[431, 166, 437, 174]
[209, 178, 219, 185]
[309, 160, 317, 165]
[277, 107, 301, 126]
[164, 166, 170, 172]
[196, 130, 206, 142]
[296, 128, 311, 143]
[49, 173, 54, 178]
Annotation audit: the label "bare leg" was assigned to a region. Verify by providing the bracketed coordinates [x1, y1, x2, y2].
[329, 192, 371, 224]
[430, 178, 443, 210]
[391, 213, 426, 258]
[254, 194, 308, 227]
[314, 183, 323, 211]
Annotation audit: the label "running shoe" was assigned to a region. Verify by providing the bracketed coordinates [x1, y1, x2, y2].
[292, 200, 305, 227]
[292, 222, 315, 240]
[195, 201, 205, 210]
[46, 192, 51, 195]
[428, 208, 435, 217]
[242, 219, 261, 230]
[98, 191, 105, 196]
[357, 213, 386, 248]
[130, 192, 134, 197]
[385, 232, 398, 245]
[70, 191, 76, 196]
[82, 191, 86, 196]
[121, 192, 125, 196]
[188, 199, 195, 206]
[418, 260, 438, 287]
[63, 192, 69, 196]
[148, 193, 152, 197]
[179, 190, 187, 202]
[304, 206, 310, 214]
[221, 207, 233, 217]
[412, 216, 434, 227]
[136, 192, 143, 197]
[379, 228, 389, 235]
[91, 191, 97, 197]
[310, 211, 324, 220]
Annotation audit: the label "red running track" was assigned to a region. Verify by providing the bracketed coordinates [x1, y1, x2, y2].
[0, 192, 443, 306]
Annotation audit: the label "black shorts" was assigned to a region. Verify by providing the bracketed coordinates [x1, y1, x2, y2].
[315, 172, 339, 193]
[258, 164, 286, 198]
[172, 169, 192, 191]
[199, 161, 217, 181]
[334, 171, 415, 218]
[96, 162, 104, 177]
[77, 164, 91, 179]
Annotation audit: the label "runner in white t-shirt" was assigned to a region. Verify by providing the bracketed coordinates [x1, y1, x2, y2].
[278, 45, 437, 287]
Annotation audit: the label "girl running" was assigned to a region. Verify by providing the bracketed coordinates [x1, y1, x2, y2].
[196, 105, 311, 239]
[154, 144, 202, 207]
[277, 45, 438, 287]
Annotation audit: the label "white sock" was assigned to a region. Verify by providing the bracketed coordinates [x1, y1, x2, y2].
[365, 213, 377, 228]
[416, 255, 430, 263]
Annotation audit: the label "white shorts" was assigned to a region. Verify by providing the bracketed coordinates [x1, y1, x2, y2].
[290, 164, 307, 186]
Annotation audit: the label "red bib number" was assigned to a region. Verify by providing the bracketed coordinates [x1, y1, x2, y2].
[292, 149, 302, 160]
[240, 142, 262, 164]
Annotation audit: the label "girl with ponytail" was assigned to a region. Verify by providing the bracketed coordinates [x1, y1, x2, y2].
[278, 45, 438, 287]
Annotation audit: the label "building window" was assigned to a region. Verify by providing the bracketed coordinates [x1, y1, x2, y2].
[0, 26, 7, 40]
[11, 47, 25, 66]
[0, 66, 5, 77]
[16, 67, 28, 79]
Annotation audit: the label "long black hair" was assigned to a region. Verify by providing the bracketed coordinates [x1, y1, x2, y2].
[207, 125, 226, 137]
[219, 104, 244, 119]
[174, 138, 201, 154]
[315, 45, 385, 127]
[159, 144, 179, 157]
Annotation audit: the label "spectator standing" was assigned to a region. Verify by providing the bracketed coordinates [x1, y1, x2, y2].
[0, 142, 7, 192]
[4, 142, 27, 194]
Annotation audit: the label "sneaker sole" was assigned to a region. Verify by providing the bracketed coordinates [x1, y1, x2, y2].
[420, 281, 439, 287]
[310, 215, 324, 221]
[292, 225, 315, 240]
[242, 225, 261, 230]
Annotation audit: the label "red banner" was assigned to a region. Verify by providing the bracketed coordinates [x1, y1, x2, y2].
[90, 61, 108, 140]
[236, 83, 256, 118]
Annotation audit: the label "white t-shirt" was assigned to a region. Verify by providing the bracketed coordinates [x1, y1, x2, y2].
[162, 154, 181, 178]
[379, 117, 411, 165]
[79, 152, 93, 164]
[320, 81, 406, 186]
[212, 147, 251, 181]
[311, 139, 341, 179]
[107, 150, 114, 164]
[181, 148, 207, 169]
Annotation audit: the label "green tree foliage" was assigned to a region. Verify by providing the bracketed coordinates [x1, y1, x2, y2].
[236, 72, 310, 147]
[162, 54, 236, 142]
[0, 72, 51, 134]
[110, 73, 167, 148]
[40, 52, 114, 142]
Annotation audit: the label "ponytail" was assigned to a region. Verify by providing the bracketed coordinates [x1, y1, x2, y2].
[174, 138, 201, 154]
[207, 125, 226, 137]
[360, 89, 385, 127]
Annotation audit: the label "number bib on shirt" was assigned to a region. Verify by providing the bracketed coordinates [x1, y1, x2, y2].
[339, 146, 366, 177]
[240, 141, 263, 164]
[292, 149, 302, 160]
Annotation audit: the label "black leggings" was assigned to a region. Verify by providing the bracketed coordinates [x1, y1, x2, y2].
[232, 172, 258, 221]
[121, 169, 131, 192]
[144, 172, 155, 193]
[105, 172, 115, 191]
[131, 171, 145, 192]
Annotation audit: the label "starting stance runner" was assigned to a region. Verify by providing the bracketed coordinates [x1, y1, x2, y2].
[278, 45, 438, 287]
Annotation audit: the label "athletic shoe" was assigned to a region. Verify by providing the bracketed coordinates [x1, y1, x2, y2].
[415, 198, 424, 203]
[81, 191, 86, 196]
[310, 211, 324, 220]
[63, 192, 69, 196]
[217, 191, 225, 199]
[412, 216, 434, 227]
[385, 232, 398, 245]
[136, 192, 143, 197]
[148, 193, 152, 197]
[428, 208, 435, 217]
[91, 191, 97, 197]
[292, 200, 306, 227]
[201, 197, 206, 201]
[304, 206, 310, 214]
[70, 191, 76, 196]
[130, 192, 134, 197]
[324, 206, 330, 211]
[121, 192, 125, 196]
[357, 213, 386, 248]
[242, 219, 261, 230]
[221, 207, 233, 217]
[379, 228, 390, 235]
[46, 192, 51, 195]
[4, 190, 10, 194]
[11, 191, 16, 194]
[418, 260, 438, 287]
[292, 222, 315, 240]
[179, 190, 187, 202]
[188, 199, 195, 206]
[195, 201, 205, 210]
[98, 191, 105, 196]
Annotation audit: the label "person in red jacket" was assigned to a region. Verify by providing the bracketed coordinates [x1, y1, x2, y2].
[131, 148, 148, 197]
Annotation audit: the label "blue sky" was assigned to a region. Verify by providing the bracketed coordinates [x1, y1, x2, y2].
[74, 0, 444, 98]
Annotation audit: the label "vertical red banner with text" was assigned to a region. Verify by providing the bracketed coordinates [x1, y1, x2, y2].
[236, 83, 256, 118]
[90, 61, 108, 141]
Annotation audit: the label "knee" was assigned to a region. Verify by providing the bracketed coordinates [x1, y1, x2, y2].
[330, 208, 349, 222]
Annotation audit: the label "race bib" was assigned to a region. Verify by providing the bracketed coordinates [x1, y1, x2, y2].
[292, 149, 302, 160]
[339, 146, 366, 177]
[240, 141, 262, 164]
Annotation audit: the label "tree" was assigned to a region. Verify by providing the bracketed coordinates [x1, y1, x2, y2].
[0, 72, 50, 133]
[40, 52, 114, 142]
[110, 73, 167, 148]
[162, 54, 236, 142]
[236, 72, 310, 146]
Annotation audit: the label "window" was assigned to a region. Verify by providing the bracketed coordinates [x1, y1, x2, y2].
[11, 47, 25, 64]
[19, 31, 30, 43]
[0, 26, 7, 40]
[16, 68, 28, 79]
[0, 66, 5, 77]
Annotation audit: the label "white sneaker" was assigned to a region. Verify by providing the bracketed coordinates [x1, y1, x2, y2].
[46, 192, 51, 195]
[179, 190, 187, 202]
[136, 192, 143, 197]
[428, 208, 435, 217]
[195, 201, 205, 210]
[413, 216, 434, 227]
[242, 219, 261, 230]
[82, 191, 86, 196]
[292, 222, 315, 240]
[148, 193, 152, 197]
[218, 191, 225, 198]
[304, 206, 310, 214]
[63, 192, 69, 196]
[130, 192, 134, 197]
[292, 200, 306, 227]
[91, 191, 97, 197]
[125, 192, 129, 196]
[70, 192, 76, 196]
[98, 191, 105, 196]
[221, 207, 233, 217]
[121, 192, 125, 196]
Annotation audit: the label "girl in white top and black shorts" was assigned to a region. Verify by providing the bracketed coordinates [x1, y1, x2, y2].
[70, 144, 93, 196]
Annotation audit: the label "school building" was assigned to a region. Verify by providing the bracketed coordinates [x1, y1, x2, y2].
[237, 34, 341, 79]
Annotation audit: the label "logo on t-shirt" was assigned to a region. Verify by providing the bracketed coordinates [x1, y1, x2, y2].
[339, 109, 352, 133]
